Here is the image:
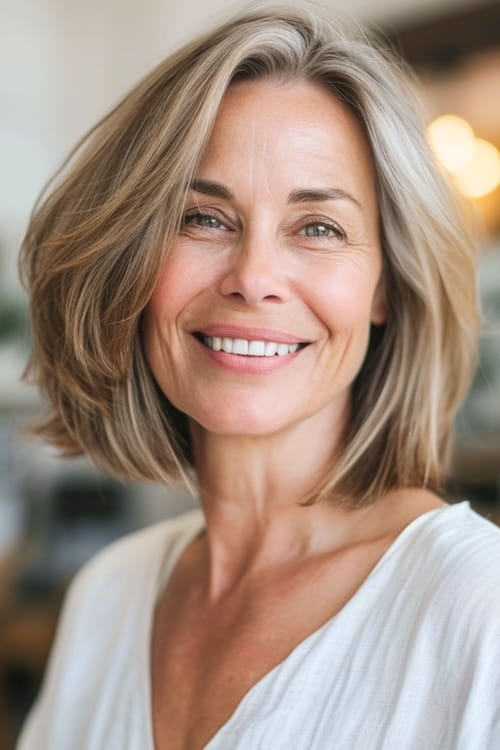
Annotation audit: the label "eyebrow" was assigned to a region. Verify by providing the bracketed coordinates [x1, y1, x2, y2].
[288, 188, 362, 210]
[189, 179, 362, 210]
[189, 179, 233, 200]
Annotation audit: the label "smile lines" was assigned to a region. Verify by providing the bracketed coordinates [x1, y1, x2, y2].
[199, 334, 306, 357]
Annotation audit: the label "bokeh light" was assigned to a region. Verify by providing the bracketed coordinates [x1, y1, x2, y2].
[427, 115, 475, 172]
[428, 115, 500, 199]
[453, 138, 500, 199]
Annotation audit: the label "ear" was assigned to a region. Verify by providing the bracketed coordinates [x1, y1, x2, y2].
[370, 279, 388, 325]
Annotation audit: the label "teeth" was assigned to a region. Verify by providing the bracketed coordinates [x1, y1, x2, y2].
[232, 339, 248, 355]
[248, 340, 265, 356]
[202, 335, 302, 357]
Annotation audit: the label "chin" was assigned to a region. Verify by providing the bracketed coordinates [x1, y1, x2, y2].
[187, 401, 294, 438]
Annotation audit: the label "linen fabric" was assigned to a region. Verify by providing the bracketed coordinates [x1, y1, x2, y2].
[17, 501, 500, 749]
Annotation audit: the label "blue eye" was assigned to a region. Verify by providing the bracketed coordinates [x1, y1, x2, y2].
[183, 212, 223, 229]
[302, 222, 344, 239]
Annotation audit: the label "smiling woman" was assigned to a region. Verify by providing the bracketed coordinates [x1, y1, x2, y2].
[17, 4, 500, 750]
[19, 7, 476, 506]
[143, 78, 386, 441]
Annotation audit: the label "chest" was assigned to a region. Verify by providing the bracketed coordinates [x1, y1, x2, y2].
[150, 537, 397, 750]
[151, 617, 287, 750]
[150, 591, 458, 750]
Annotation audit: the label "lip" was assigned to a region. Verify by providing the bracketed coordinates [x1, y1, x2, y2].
[194, 324, 309, 345]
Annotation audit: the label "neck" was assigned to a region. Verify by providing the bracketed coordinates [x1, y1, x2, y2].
[187, 398, 372, 600]
[190, 396, 348, 509]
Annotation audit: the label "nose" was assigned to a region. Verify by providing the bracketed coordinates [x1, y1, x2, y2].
[218, 233, 289, 307]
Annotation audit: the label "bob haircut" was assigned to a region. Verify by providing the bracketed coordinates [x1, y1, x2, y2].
[20, 3, 480, 508]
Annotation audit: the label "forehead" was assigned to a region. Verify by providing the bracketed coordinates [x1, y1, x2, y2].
[198, 77, 378, 213]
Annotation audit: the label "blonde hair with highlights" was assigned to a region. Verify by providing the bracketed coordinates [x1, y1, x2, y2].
[20, 4, 480, 506]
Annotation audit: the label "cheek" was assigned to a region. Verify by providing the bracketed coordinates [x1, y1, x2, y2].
[142, 258, 190, 375]
[145, 245, 218, 340]
[143, 249, 219, 395]
[309, 266, 380, 331]
[148, 258, 196, 323]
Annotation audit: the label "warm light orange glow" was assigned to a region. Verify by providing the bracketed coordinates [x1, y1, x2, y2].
[428, 115, 500, 200]
[453, 138, 500, 198]
[427, 115, 475, 172]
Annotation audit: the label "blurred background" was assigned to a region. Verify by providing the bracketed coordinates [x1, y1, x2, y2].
[0, 0, 499, 746]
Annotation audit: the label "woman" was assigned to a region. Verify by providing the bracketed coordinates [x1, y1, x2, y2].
[17, 5, 500, 749]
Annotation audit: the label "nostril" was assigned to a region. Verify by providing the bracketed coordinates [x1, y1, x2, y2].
[231, 292, 283, 303]
[227, 292, 246, 301]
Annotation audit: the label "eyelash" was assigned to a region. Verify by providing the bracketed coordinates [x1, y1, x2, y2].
[182, 210, 226, 230]
[181, 210, 347, 243]
[299, 219, 346, 242]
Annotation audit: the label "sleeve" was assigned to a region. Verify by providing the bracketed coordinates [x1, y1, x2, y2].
[447, 554, 500, 750]
[458, 620, 500, 747]
[15, 517, 179, 750]
[16, 566, 99, 749]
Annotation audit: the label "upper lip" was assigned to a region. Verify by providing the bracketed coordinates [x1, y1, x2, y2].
[193, 325, 310, 345]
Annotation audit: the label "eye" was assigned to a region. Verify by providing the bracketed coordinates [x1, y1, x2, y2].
[300, 221, 346, 240]
[182, 211, 225, 229]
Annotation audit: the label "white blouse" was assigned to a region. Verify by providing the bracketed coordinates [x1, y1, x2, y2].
[17, 501, 500, 749]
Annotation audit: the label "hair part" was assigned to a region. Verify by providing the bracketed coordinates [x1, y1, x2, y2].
[20, 2, 480, 507]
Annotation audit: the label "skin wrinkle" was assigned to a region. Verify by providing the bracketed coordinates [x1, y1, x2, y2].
[181, 193, 370, 262]
[145, 78, 389, 596]
[189, 180, 362, 211]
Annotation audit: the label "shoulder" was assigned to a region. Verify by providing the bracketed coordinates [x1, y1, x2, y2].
[422, 501, 500, 580]
[73, 507, 203, 581]
[50, 507, 204, 652]
[16, 509, 204, 748]
[374, 502, 500, 731]
[380, 501, 500, 644]
[69, 505, 202, 619]
[404, 501, 500, 634]
[421, 504, 500, 734]
[409, 501, 500, 584]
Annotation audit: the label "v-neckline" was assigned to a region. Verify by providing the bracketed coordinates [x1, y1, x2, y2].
[143, 501, 465, 750]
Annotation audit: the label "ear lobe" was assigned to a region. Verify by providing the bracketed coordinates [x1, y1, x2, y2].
[370, 282, 388, 326]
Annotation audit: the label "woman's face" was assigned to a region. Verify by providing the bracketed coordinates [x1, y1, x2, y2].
[144, 78, 386, 438]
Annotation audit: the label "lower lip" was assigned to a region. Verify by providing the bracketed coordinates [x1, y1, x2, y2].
[192, 336, 304, 374]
